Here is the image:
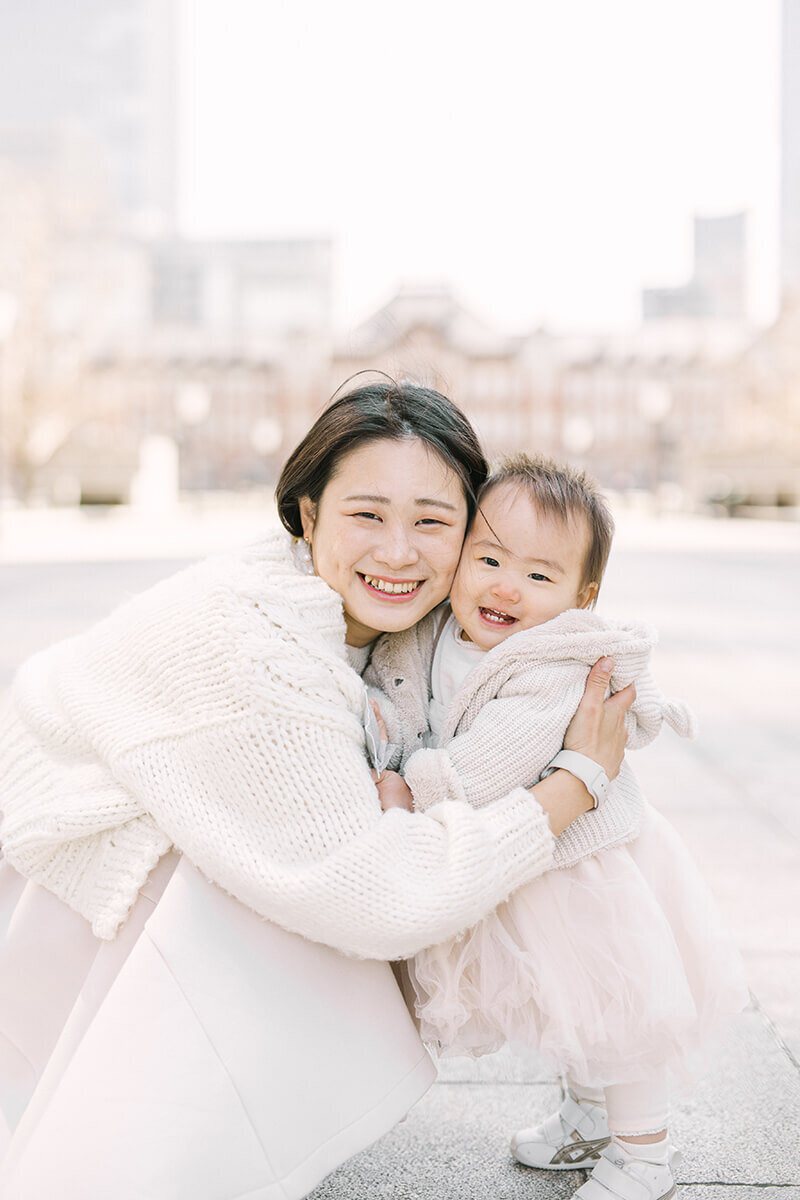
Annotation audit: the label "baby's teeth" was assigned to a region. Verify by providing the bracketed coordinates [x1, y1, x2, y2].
[484, 608, 512, 623]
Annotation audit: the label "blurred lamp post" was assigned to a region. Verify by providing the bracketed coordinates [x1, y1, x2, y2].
[175, 381, 211, 426]
[637, 381, 673, 510]
[250, 416, 282, 457]
[175, 381, 211, 491]
[561, 415, 595, 457]
[0, 291, 20, 528]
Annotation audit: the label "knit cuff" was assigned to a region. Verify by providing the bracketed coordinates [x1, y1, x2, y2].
[479, 786, 555, 897]
[404, 748, 466, 812]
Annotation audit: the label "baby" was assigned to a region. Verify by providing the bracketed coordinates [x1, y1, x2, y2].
[366, 454, 746, 1200]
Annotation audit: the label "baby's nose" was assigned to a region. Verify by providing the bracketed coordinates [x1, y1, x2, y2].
[491, 575, 520, 601]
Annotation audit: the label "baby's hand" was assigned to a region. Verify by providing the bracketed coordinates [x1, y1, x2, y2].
[374, 769, 414, 813]
[370, 698, 389, 744]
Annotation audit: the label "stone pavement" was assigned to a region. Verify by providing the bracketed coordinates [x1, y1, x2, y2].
[1, 510, 798, 1199]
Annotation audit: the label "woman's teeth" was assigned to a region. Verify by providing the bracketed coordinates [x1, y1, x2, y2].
[362, 574, 421, 595]
[480, 607, 515, 625]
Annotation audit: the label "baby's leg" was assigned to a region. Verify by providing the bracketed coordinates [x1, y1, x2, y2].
[571, 1072, 678, 1200]
[511, 1071, 676, 1182]
[603, 1070, 670, 1157]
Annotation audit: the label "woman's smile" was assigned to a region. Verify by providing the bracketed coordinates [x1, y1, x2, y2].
[359, 573, 424, 598]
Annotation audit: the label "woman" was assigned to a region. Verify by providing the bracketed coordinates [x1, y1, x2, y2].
[0, 379, 632, 1198]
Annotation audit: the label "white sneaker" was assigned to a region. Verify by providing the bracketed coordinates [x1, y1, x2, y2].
[574, 1140, 680, 1200]
[510, 1091, 611, 1169]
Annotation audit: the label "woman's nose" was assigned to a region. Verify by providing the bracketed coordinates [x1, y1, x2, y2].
[373, 523, 420, 569]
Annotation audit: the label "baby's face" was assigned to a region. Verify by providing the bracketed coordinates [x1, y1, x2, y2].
[449, 482, 596, 651]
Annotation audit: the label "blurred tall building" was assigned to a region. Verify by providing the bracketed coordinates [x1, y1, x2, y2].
[0, 0, 180, 233]
[642, 212, 747, 322]
[0, 2, 338, 504]
[149, 239, 332, 355]
[781, 0, 800, 305]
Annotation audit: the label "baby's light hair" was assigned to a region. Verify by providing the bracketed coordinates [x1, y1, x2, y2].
[479, 454, 614, 603]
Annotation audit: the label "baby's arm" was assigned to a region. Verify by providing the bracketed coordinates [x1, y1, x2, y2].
[403, 673, 586, 813]
[374, 683, 578, 816]
[624, 664, 697, 749]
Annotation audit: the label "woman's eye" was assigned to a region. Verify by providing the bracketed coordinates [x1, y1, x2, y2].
[353, 511, 380, 521]
[417, 517, 445, 526]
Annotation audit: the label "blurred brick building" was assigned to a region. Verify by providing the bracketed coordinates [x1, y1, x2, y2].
[332, 285, 760, 506]
[1, 0, 799, 512]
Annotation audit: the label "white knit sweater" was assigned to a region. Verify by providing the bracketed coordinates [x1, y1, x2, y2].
[365, 606, 696, 869]
[0, 533, 555, 957]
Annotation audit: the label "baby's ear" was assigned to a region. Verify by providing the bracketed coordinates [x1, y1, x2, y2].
[577, 581, 599, 609]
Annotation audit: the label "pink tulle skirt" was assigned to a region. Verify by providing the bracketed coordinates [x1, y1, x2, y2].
[410, 807, 748, 1088]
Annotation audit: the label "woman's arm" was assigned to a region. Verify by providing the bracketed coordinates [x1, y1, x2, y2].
[116, 719, 556, 961]
[0, 596, 629, 959]
[537, 656, 634, 835]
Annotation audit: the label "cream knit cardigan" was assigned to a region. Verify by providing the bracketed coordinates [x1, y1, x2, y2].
[365, 606, 695, 869]
[0, 533, 555, 957]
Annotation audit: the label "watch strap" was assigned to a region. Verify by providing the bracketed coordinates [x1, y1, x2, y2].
[541, 749, 610, 809]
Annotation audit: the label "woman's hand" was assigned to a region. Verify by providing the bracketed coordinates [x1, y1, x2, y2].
[563, 656, 635, 780]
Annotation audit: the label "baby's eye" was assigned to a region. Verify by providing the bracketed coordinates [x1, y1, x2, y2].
[528, 572, 551, 582]
[480, 557, 500, 567]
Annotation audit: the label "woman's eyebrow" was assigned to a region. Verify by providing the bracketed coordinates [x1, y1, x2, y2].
[415, 497, 459, 512]
[344, 494, 459, 511]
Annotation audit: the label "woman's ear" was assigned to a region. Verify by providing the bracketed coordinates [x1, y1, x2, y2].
[298, 497, 317, 542]
[577, 581, 599, 610]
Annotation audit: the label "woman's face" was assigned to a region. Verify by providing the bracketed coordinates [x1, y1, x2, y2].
[299, 437, 469, 646]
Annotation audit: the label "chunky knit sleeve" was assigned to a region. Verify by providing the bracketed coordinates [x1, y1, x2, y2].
[0, 537, 555, 956]
[110, 705, 554, 960]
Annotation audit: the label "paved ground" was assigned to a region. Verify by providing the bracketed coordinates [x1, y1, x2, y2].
[1, 509, 798, 1199]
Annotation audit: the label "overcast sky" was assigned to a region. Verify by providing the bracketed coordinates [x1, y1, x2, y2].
[179, 0, 780, 334]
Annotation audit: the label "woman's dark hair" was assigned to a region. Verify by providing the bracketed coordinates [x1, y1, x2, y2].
[276, 376, 489, 535]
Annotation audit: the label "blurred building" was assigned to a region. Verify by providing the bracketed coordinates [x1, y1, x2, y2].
[37, 356, 291, 502]
[0, 0, 177, 503]
[0, 149, 154, 502]
[685, 307, 800, 510]
[332, 286, 756, 506]
[1, 2, 797, 513]
[642, 213, 748, 322]
[31, 237, 334, 504]
[544, 325, 752, 501]
[782, 0, 800, 305]
[332, 286, 531, 457]
[147, 239, 332, 357]
[677, 0, 800, 509]
[0, 0, 180, 234]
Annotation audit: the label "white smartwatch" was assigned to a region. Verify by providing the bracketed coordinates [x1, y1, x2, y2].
[541, 750, 610, 809]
